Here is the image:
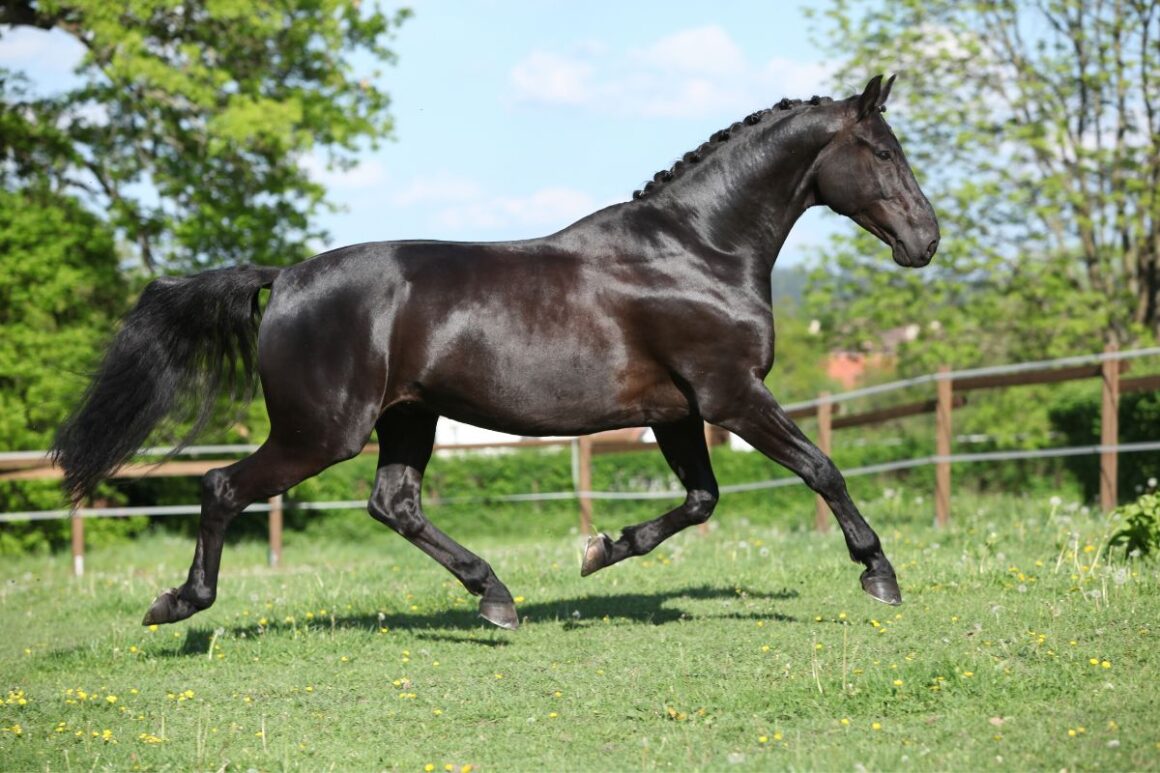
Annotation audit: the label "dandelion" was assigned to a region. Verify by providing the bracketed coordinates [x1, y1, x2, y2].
[840, 718, 850, 726]
[432, 709, 443, 716]
[961, 671, 974, 678]
[1101, 660, 1111, 669]
[424, 765, 436, 772]
[893, 679, 904, 687]
[548, 712, 558, 719]
[773, 731, 783, 741]
[1089, 658, 1100, 665]
[871, 722, 882, 731]
[759, 735, 768, 744]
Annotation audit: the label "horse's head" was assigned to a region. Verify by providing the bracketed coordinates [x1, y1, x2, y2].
[814, 75, 939, 268]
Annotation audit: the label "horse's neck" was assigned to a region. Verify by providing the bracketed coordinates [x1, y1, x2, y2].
[650, 112, 833, 276]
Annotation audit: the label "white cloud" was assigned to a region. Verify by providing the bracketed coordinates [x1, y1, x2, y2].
[508, 26, 834, 119]
[757, 57, 834, 101]
[391, 174, 481, 206]
[434, 186, 596, 231]
[302, 154, 386, 190]
[631, 26, 746, 76]
[509, 50, 593, 106]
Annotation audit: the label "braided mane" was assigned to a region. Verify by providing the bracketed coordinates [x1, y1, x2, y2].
[632, 95, 835, 200]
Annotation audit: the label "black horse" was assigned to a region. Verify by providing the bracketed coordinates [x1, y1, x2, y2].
[54, 75, 938, 630]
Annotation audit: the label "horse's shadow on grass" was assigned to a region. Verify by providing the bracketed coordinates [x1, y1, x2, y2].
[167, 584, 799, 656]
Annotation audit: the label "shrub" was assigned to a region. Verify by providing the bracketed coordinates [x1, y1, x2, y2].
[1108, 492, 1160, 559]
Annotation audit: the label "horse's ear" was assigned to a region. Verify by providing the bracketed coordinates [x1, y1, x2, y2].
[857, 74, 884, 120]
[878, 74, 896, 109]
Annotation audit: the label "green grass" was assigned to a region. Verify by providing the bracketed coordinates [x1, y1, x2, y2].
[1, 494, 1157, 771]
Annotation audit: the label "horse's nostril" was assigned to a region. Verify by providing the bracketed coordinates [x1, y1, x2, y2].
[925, 239, 939, 259]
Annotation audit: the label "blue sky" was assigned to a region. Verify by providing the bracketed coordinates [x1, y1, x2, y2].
[1, 0, 858, 266]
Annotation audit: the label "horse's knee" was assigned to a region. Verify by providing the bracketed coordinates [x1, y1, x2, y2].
[804, 457, 844, 496]
[685, 488, 719, 524]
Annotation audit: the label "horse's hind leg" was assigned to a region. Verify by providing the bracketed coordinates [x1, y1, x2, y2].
[142, 438, 360, 625]
[368, 408, 519, 630]
[581, 414, 719, 576]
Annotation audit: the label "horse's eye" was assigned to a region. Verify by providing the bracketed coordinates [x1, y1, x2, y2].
[875, 149, 892, 161]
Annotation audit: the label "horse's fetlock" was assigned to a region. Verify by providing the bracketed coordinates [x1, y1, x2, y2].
[182, 586, 216, 611]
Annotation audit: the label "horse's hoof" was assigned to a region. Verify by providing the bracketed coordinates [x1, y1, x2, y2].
[580, 533, 613, 577]
[860, 570, 903, 606]
[142, 588, 197, 625]
[479, 597, 519, 630]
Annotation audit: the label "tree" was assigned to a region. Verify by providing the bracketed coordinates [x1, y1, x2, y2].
[0, 0, 410, 272]
[805, 0, 1159, 366]
[0, 185, 143, 551]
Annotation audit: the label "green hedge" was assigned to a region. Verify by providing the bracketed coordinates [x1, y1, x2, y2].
[1049, 383, 1160, 503]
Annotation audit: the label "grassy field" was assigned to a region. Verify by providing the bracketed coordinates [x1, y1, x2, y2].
[1, 494, 1157, 771]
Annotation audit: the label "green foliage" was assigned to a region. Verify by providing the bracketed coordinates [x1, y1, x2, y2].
[1109, 492, 1160, 559]
[0, 186, 150, 552]
[1049, 384, 1160, 504]
[0, 187, 123, 450]
[806, 0, 1159, 355]
[0, 0, 410, 272]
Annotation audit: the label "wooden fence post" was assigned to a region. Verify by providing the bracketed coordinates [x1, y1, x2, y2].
[935, 365, 953, 527]
[577, 436, 593, 535]
[268, 494, 283, 568]
[1101, 343, 1120, 512]
[815, 392, 832, 532]
[71, 509, 84, 577]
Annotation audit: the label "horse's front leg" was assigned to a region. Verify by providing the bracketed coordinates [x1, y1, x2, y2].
[705, 378, 901, 605]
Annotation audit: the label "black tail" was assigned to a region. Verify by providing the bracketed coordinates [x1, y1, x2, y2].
[52, 265, 282, 505]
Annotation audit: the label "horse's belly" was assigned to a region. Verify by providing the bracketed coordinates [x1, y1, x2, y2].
[415, 353, 689, 436]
